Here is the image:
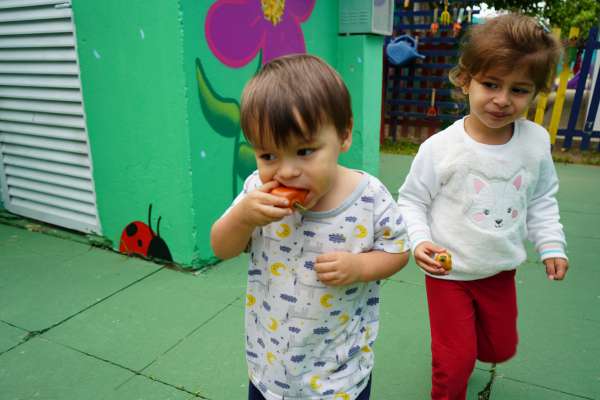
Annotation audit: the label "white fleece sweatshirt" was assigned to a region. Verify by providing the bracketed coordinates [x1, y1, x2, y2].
[397, 117, 567, 281]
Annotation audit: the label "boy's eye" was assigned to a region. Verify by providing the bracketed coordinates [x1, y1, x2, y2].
[483, 209, 490, 215]
[507, 207, 512, 214]
[259, 153, 276, 161]
[297, 148, 315, 156]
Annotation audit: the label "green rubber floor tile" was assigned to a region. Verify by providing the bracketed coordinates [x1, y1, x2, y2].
[0, 224, 91, 261]
[0, 321, 27, 353]
[561, 210, 600, 241]
[387, 259, 426, 286]
[374, 280, 431, 398]
[499, 316, 600, 399]
[44, 258, 248, 372]
[379, 154, 413, 195]
[109, 375, 195, 400]
[482, 375, 594, 400]
[0, 246, 161, 332]
[0, 337, 134, 400]
[516, 245, 600, 323]
[141, 297, 248, 399]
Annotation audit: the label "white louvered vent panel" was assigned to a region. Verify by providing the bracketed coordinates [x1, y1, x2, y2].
[0, 0, 100, 234]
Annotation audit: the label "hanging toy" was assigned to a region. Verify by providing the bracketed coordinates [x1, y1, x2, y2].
[427, 88, 438, 117]
[430, 7, 439, 34]
[440, 0, 451, 25]
[404, 0, 410, 8]
[453, 8, 464, 37]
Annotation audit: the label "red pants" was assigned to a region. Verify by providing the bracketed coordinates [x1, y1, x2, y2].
[425, 270, 518, 400]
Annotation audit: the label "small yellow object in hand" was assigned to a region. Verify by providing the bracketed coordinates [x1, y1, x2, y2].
[434, 251, 452, 271]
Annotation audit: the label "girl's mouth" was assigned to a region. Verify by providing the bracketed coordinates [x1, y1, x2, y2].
[488, 111, 509, 119]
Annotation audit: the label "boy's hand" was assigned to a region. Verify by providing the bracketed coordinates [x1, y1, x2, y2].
[315, 252, 363, 286]
[237, 181, 293, 228]
[414, 241, 449, 276]
[543, 257, 569, 280]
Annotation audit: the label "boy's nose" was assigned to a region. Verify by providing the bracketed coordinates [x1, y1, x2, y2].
[276, 162, 301, 180]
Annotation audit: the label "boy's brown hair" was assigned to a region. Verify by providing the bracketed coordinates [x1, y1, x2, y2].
[240, 54, 352, 149]
[450, 13, 563, 95]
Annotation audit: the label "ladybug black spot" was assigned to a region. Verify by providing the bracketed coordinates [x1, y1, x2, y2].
[126, 223, 138, 236]
[137, 239, 143, 247]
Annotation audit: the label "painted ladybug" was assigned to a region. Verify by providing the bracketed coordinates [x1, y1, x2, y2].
[119, 204, 172, 261]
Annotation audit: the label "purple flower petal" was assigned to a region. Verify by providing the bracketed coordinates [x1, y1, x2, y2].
[205, 0, 315, 67]
[262, 18, 306, 63]
[205, 0, 264, 68]
[286, 0, 316, 22]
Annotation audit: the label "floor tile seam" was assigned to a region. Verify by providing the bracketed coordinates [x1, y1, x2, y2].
[42, 337, 211, 399]
[386, 278, 424, 288]
[0, 319, 32, 357]
[34, 267, 165, 337]
[473, 367, 597, 400]
[134, 295, 244, 376]
[0, 318, 28, 332]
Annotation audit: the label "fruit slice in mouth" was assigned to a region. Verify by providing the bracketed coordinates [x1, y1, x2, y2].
[270, 186, 308, 212]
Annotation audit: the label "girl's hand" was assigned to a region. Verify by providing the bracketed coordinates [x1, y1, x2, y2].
[414, 241, 449, 276]
[237, 181, 293, 228]
[315, 252, 363, 286]
[543, 257, 569, 280]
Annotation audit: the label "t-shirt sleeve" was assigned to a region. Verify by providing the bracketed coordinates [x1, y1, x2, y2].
[222, 171, 260, 216]
[372, 180, 410, 254]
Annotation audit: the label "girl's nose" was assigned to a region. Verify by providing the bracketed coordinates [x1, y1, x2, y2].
[493, 91, 511, 107]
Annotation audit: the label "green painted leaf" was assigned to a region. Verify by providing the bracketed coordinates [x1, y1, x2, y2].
[236, 141, 256, 180]
[195, 58, 240, 137]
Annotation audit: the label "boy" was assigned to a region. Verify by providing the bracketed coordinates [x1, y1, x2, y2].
[211, 54, 409, 399]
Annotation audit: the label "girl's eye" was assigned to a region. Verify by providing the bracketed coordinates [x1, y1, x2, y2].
[482, 82, 498, 89]
[297, 148, 315, 156]
[259, 153, 276, 161]
[507, 208, 512, 214]
[483, 209, 490, 215]
[512, 87, 531, 94]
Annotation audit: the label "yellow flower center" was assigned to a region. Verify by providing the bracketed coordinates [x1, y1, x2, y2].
[261, 0, 285, 26]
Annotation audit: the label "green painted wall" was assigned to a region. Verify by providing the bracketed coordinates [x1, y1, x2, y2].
[338, 35, 385, 176]
[179, 0, 342, 267]
[70, 0, 384, 268]
[72, 0, 195, 262]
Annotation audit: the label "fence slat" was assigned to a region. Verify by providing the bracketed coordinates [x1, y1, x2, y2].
[565, 28, 596, 150]
[549, 27, 580, 145]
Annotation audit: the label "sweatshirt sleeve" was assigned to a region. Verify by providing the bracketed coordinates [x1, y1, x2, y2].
[397, 140, 440, 252]
[526, 149, 567, 261]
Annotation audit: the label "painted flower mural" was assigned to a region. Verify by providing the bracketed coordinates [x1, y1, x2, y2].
[205, 0, 316, 67]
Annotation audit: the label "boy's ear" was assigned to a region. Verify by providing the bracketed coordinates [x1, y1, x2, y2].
[340, 120, 353, 152]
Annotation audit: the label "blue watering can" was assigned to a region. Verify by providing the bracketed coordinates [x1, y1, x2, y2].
[386, 35, 425, 66]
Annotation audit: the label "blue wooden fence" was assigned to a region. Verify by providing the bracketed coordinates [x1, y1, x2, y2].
[382, 3, 600, 152]
[561, 27, 600, 151]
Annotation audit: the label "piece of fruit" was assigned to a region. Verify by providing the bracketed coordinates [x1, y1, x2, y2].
[434, 252, 452, 271]
[270, 186, 308, 211]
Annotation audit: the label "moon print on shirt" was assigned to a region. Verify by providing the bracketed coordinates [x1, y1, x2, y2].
[466, 171, 524, 231]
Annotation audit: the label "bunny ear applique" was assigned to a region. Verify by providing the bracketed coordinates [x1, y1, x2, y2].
[512, 173, 523, 191]
[468, 174, 489, 195]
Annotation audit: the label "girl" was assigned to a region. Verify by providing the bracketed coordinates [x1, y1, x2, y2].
[397, 14, 569, 400]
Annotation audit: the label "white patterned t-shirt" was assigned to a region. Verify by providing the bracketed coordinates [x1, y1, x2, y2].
[231, 171, 408, 399]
